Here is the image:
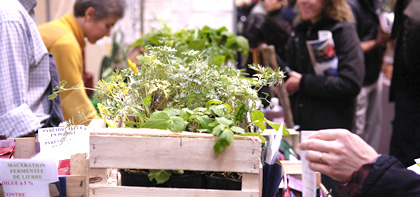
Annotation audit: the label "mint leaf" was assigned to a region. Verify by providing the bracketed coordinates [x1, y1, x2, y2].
[148, 170, 171, 184]
[163, 108, 180, 116]
[206, 100, 222, 109]
[213, 129, 234, 153]
[170, 117, 187, 132]
[144, 111, 170, 129]
[251, 110, 265, 131]
[216, 117, 233, 127]
[265, 118, 281, 131]
[231, 126, 245, 134]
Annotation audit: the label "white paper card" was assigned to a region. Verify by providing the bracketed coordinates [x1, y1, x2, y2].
[301, 130, 317, 197]
[0, 159, 58, 197]
[37, 125, 89, 160]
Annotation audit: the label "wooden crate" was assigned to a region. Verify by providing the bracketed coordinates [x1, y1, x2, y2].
[87, 120, 263, 197]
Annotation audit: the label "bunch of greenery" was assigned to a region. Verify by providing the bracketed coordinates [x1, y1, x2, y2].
[93, 46, 286, 149]
[50, 46, 287, 184]
[131, 24, 249, 66]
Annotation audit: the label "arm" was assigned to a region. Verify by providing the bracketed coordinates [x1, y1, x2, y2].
[360, 27, 390, 53]
[49, 35, 99, 124]
[299, 129, 420, 196]
[357, 155, 420, 196]
[0, 14, 42, 137]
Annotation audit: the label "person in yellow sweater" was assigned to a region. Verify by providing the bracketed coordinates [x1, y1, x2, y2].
[38, 0, 126, 125]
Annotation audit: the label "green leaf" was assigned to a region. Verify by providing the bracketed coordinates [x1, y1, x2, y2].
[210, 105, 224, 117]
[212, 124, 225, 136]
[241, 132, 266, 143]
[216, 117, 233, 127]
[170, 117, 187, 132]
[283, 125, 290, 136]
[142, 96, 152, 107]
[129, 107, 142, 117]
[231, 126, 245, 134]
[144, 111, 170, 129]
[265, 118, 281, 131]
[196, 116, 214, 130]
[172, 170, 184, 175]
[179, 108, 193, 121]
[148, 170, 172, 184]
[234, 103, 247, 123]
[223, 103, 232, 112]
[251, 110, 265, 131]
[206, 100, 222, 109]
[188, 39, 206, 50]
[236, 36, 250, 56]
[213, 56, 225, 66]
[137, 55, 148, 65]
[163, 108, 180, 116]
[213, 129, 234, 153]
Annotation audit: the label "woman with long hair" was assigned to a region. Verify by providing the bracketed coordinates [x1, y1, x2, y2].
[285, 0, 364, 195]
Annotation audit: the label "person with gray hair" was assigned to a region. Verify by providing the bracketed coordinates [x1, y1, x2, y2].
[38, 0, 126, 125]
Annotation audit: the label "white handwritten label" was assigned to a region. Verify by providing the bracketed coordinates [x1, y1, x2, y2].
[37, 126, 88, 160]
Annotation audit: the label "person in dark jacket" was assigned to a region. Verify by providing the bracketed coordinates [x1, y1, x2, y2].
[299, 129, 420, 196]
[389, 0, 420, 167]
[285, 0, 364, 131]
[284, 0, 364, 195]
[347, 0, 390, 152]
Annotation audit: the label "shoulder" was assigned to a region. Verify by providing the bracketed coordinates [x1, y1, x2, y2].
[346, 0, 360, 9]
[38, 23, 79, 51]
[0, 0, 28, 23]
[330, 21, 357, 35]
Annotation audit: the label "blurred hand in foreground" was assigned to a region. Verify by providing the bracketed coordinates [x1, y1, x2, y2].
[299, 129, 380, 182]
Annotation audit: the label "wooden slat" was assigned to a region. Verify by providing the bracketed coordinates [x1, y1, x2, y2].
[280, 161, 302, 175]
[89, 168, 112, 186]
[66, 175, 88, 197]
[13, 137, 36, 158]
[89, 186, 260, 197]
[90, 127, 257, 141]
[241, 166, 262, 196]
[70, 153, 88, 175]
[89, 135, 261, 173]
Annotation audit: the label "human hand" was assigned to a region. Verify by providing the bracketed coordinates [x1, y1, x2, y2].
[284, 71, 302, 95]
[375, 26, 391, 47]
[299, 129, 379, 182]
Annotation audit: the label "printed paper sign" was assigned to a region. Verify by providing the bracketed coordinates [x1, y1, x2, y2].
[0, 159, 58, 197]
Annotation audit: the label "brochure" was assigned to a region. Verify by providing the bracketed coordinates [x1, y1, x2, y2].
[306, 30, 338, 76]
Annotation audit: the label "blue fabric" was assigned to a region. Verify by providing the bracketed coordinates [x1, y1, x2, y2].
[51, 176, 67, 197]
[42, 54, 64, 128]
[263, 161, 282, 197]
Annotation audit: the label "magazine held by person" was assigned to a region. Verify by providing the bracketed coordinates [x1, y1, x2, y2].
[306, 30, 338, 76]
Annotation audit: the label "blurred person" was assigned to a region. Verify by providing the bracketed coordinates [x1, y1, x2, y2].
[265, 0, 297, 26]
[0, 0, 64, 138]
[299, 129, 420, 196]
[38, 0, 126, 125]
[389, 0, 420, 167]
[347, 0, 390, 151]
[284, 0, 364, 195]
[243, 0, 293, 108]
[242, 13, 291, 108]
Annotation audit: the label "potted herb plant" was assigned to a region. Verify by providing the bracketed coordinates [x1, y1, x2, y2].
[50, 28, 287, 189]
